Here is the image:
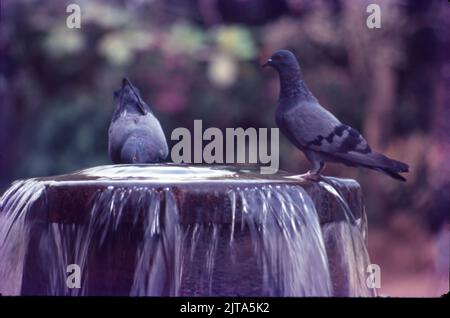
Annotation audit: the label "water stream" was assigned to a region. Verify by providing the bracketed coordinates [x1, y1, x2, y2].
[0, 165, 376, 296]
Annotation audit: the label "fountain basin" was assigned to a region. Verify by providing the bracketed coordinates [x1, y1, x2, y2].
[0, 164, 375, 296]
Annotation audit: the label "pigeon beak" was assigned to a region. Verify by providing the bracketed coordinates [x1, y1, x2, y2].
[136, 96, 147, 115]
[137, 102, 147, 115]
[262, 59, 272, 68]
[123, 78, 147, 115]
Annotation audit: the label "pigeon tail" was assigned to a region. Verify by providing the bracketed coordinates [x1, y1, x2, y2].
[372, 167, 407, 182]
[364, 152, 409, 172]
[329, 151, 409, 181]
[364, 153, 409, 181]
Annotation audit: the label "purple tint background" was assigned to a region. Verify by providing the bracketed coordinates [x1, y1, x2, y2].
[0, 0, 449, 296]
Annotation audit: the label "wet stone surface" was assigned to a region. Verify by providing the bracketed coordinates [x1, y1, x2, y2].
[34, 164, 362, 225]
[0, 164, 375, 296]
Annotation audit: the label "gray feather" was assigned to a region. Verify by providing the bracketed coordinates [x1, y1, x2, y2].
[267, 49, 409, 181]
[108, 78, 168, 164]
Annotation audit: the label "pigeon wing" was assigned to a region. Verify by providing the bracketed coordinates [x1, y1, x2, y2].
[279, 102, 408, 178]
[278, 102, 371, 155]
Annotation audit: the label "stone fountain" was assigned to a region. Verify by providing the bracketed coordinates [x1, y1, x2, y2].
[0, 164, 376, 296]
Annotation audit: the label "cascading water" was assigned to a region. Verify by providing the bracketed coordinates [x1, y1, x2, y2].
[0, 165, 376, 296]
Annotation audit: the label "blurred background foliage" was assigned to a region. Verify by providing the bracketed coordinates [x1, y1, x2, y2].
[0, 0, 449, 296]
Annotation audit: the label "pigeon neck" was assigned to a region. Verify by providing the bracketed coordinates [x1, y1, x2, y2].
[278, 70, 314, 101]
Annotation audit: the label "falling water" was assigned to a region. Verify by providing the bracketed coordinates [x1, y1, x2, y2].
[319, 178, 376, 297]
[0, 165, 376, 296]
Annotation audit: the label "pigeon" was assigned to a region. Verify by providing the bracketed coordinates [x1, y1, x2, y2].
[108, 78, 168, 164]
[263, 50, 409, 181]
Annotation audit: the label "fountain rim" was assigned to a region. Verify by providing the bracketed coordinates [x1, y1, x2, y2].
[25, 164, 360, 188]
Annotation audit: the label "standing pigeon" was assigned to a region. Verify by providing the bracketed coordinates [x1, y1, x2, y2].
[108, 78, 168, 164]
[263, 50, 409, 181]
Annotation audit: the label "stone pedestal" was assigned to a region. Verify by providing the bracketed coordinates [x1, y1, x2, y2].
[0, 164, 375, 296]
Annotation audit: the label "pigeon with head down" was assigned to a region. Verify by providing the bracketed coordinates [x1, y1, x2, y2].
[108, 78, 168, 164]
[263, 49, 409, 181]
